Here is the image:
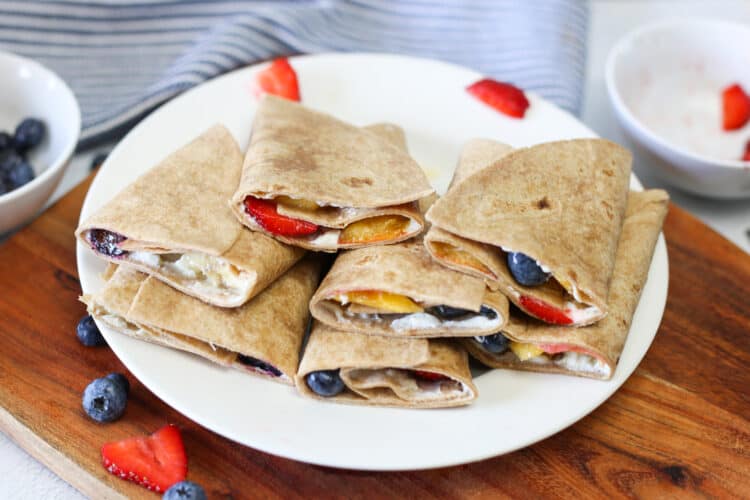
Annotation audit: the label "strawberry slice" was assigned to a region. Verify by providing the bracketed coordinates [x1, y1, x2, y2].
[518, 295, 573, 325]
[413, 370, 449, 382]
[256, 57, 300, 101]
[244, 196, 319, 236]
[101, 424, 187, 493]
[466, 78, 530, 118]
[722, 83, 750, 131]
[742, 140, 750, 161]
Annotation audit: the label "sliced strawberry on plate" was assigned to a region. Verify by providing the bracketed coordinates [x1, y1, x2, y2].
[413, 370, 449, 382]
[256, 57, 300, 101]
[244, 196, 319, 236]
[722, 83, 750, 131]
[518, 295, 573, 325]
[466, 78, 530, 119]
[101, 424, 187, 493]
[742, 140, 750, 161]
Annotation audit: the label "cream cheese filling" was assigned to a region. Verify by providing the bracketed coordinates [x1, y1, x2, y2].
[129, 251, 252, 300]
[333, 302, 502, 332]
[505, 349, 610, 377]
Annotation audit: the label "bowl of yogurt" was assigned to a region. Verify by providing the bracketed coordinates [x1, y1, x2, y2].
[606, 19, 750, 199]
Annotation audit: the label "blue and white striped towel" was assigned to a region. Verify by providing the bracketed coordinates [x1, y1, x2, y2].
[0, 0, 588, 147]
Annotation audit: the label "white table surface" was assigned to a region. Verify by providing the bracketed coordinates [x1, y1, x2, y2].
[2, 2, 749, 498]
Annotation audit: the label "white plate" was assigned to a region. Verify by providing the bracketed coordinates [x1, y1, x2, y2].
[77, 53, 669, 471]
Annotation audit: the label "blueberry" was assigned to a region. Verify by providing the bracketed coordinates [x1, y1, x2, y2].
[90, 152, 108, 171]
[428, 305, 472, 319]
[105, 372, 130, 396]
[82, 376, 127, 422]
[237, 354, 282, 377]
[479, 305, 497, 320]
[306, 369, 345, 397]
[163, 481, 207, 500]
[474, 333, 510, 353]
[13, 118, 45, 153]
[87, 229, 128, 258]
[0, 132, 12, 152]
[507, 252, 550, 286]
[76, 315, 107, 346]
[0, 151, 34, 190]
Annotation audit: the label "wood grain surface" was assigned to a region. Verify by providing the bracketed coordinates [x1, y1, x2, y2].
[0, 175, 749, 499]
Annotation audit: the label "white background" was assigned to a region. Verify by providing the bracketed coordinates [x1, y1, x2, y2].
[1, 2, 749, 498]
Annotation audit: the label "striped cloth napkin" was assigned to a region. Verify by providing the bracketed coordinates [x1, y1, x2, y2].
[0, 0, 588, 147]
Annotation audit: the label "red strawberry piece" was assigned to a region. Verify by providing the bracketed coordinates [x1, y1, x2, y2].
[722, 83, 750, 131]
[101, 424, 187, 493]
[518, 295, 574, 325]
[256, 57, 300, 101]
[244, 196, 319, 236]
[413, 370, 449, 382]
[537, 343, 607, 365]
[742, 140, 750, 161]
[466, 78, 530, 119]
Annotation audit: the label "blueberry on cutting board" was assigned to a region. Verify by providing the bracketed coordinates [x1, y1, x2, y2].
[76, 315, 107, 347]
[82, 375, 128, 423]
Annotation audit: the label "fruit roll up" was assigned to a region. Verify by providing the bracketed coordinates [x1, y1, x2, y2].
[425, 138, 633, 326]
[463, 190, 669, 381]
[309, 238, 509, 338]
[82, 256, 322, 385]
[296, 322, 477, 408]
[230, 95, 434, 252]
[76, 124, 305, 308]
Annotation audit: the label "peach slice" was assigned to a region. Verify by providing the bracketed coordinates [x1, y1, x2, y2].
[275, 195, 320, 212]
[430, 242, 493, 277]
[336, 290, 424, 313]
[509, 341, 545, 361]
[339, 215, 411, 245]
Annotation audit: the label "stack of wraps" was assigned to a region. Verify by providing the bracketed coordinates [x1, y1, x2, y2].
[426, 139, 633, 326]
[76, 125, 305, 308]
[82, 257, 320, 384]
[424, 138, 668, 380]
[231, 96, 435, 252]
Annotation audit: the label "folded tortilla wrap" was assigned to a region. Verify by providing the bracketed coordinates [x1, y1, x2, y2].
[76, 124, 305, 308]
[81, 257, 321, 385]
[463, 190, 669, 380]
[231, 96, 434, 252]
[296, 322, 477, 408]
[310, 240, 509, 337]
[425, 138, 632, 326]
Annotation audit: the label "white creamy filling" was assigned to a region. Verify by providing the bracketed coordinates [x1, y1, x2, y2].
[306, 229, 341, 247]
[566, 304, 603, 323]
[390, 312, 501, 332]
[129, 251, 252, 299]
[517, 351, 610, 376]
[554, 351, 610, 376]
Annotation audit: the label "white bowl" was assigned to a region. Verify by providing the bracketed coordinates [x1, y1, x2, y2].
[0, 51, 80, 233]
[606, 19, 750, 199]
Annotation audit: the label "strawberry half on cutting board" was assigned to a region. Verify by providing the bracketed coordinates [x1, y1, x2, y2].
[101, 424, 188, 493]
[255, 57, 301, 101]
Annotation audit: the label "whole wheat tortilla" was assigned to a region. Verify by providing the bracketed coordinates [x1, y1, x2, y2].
[426, 138, 632, 324]
[310, 240, 509, 337]
[295, 322, 477, 408]
[230, 96, 433, 251]
[464, 190, 669, 380]
[76, 124, 305, 307]
[82, 257, 321, 385]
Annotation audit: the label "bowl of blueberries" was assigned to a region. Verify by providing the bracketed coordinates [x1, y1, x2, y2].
[0, 50, 80, 233]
